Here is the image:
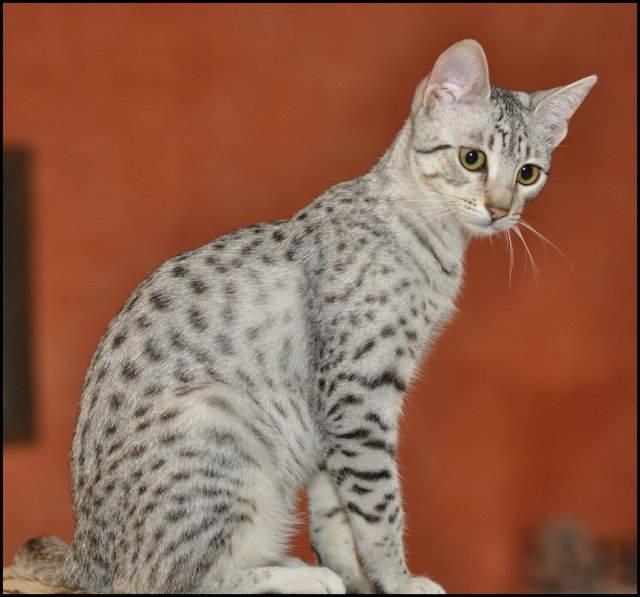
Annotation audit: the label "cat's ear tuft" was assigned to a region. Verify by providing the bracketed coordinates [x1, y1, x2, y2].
[413, 39, 491, 116]
[532, 75, 597, 147]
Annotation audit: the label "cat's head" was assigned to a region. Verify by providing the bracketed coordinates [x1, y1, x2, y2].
[407, 39, 596, 238]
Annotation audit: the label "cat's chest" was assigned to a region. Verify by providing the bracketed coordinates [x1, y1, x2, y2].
[312, 235, 462, 368]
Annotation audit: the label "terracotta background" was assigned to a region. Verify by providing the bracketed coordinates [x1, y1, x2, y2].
[3, 4, 636, 593]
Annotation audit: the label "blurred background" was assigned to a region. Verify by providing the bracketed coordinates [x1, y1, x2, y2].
[3, 4, 636, 594]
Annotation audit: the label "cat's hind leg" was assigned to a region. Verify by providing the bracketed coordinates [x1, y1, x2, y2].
[308, 470, 374, 594]
[107, 382, 307, 592]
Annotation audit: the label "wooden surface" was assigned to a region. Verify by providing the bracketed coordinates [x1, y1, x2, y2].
[2, 567, 96, 594]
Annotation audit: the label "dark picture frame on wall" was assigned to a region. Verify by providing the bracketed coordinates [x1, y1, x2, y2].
[3, 148, 34, 442]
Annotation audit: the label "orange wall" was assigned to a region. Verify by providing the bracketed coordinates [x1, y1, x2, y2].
[3, 4, 636, 593]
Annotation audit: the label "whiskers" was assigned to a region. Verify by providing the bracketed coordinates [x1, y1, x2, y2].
[397, 189, 469, 232]
[500, 229, 516, 289]
[502, 216, 573, 290]
[397, 193, 459, 229]
[397, 192, 572, 288]
[518, 218, 574, 271]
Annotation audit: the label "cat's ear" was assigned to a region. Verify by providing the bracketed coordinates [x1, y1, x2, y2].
[412, 39, 491, 116]
[532, 75, 597, 147]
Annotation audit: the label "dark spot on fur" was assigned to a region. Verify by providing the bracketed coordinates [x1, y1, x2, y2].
[136, 420, 151, 432]
[112, 333, 127, 348]
[107, 439, 124, 455]
[170, 330, 187, 350]
[190, 278, 207, 294]
[143, 384, 163, 396]
[172, 264, 188, 277]
[144, 339, 164, 362]
[354, 339, 376, 360]
[405, 330, 418, 342]
[127, 445, 147, 459]
[109, 392, 124, 410]
[160, 409, 180, 422]
[136, 314, 152, 329]
[150, 291, 171, 311]
[380, 325, 395, 338]
[151, 459, 166, 471]
[122, 361, 140, 380]
[189, 307, 207, 332]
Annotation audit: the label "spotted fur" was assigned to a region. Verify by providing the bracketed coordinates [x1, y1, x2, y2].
[14, 40, 595, 594]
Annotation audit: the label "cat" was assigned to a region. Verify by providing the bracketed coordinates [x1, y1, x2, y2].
[14, 39, 596, 594]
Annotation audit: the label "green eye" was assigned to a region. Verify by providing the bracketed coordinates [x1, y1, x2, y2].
[459, 147, 486, 171]
[517, 164, 540, 185]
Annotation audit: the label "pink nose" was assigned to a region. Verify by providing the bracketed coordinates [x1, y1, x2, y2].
[486, 205, 509, 221]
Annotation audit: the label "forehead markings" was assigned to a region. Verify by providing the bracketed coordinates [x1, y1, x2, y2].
[489, 84, 531, 158]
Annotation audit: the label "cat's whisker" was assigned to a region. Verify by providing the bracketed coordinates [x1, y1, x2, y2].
[396, 206, 455, 226]
[424, 211, 454, 225]
[449, 217, 463, 236]
[513, 225, 541, 289]
[519, 220, 574, 271]
[402, 204, 456, 226]
[399, 188, 472, 205]
[520, 220, 548, 260]
[397, 201, 452, 216]
[445, 205, 468, 232]
[394, 197, 450, 209]
[428, 190, 474, 204]
[520, 213, 555, 229]
[503, 229, 515, 290]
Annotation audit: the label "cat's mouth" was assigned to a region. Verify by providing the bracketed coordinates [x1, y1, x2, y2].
[461, 213, 515, 237]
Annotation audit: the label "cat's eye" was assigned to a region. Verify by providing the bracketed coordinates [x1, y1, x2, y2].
[459, 148, 486, 171]
[516, 164, 540, 185]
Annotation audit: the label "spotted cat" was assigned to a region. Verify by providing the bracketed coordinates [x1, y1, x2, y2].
[15, 39, 596, 594]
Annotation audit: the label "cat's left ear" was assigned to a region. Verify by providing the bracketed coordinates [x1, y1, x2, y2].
[412, 39, 491, 116]
[532, 75, 598, 147]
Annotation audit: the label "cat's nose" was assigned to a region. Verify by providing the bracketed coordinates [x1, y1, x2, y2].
[486, 204, 509, 221]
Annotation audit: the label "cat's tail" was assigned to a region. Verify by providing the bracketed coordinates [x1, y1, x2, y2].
[13, 535, 67, 587]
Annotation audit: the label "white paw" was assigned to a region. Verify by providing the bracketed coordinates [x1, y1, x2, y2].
[267, 566, 346, 594]
[292, 567, 347, 594]
[388, 575, 446, 594]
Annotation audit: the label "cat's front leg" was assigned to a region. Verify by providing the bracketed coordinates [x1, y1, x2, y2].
[307, 469, 374, 594]
[323, 400, 445, 594]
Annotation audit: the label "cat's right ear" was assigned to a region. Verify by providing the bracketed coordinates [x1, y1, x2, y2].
[412, 39, 491, 117]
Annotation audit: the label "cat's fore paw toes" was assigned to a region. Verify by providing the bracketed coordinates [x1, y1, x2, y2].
[286, 567, 346, 594]
[387, 575, 446, 594]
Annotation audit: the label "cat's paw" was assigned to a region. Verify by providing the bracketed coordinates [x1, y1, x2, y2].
[287, 566, 347, 594]
[387, 575, 446, 594]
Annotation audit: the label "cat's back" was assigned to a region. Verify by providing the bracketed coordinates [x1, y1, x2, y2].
[77, 218, 311, 414]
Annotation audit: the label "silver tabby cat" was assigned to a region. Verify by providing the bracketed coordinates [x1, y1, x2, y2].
[15, 40, 596, 594]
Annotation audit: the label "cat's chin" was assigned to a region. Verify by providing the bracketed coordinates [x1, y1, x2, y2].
[463, 220, 513, 238]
